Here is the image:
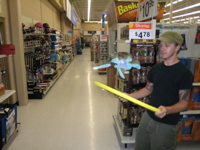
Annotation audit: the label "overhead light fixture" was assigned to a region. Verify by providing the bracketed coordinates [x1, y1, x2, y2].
[163, 10, 200, 20]
[164, 3, 200, 16]
[87, 0, 91, 21]
[85, 21, 100, 23]
[165, 0, 184, 7]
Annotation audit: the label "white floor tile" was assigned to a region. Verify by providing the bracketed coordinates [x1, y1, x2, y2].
[7, 48, 200, 150]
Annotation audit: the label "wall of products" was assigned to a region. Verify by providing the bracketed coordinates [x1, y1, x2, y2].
[23, 22, 74, 99]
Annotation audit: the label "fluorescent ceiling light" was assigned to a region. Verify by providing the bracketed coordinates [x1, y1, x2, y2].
[164, 3, 200, 16]
[84, 21, 108, 23]
[87, 0, 91, 21]
[165, 0, 184, 7]
[163, 11, 200, 20]
[85, 21, 100, 23]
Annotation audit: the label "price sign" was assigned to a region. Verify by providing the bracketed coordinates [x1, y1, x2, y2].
[138, 0, 158, 22]
[132, 30, 152, 39]
[129, 22, 155, 40]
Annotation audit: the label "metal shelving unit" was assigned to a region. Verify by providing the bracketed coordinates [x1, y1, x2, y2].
[113, 115, 137, 148]
[0, 90, 16, 103]
[0, 77, 18, 149]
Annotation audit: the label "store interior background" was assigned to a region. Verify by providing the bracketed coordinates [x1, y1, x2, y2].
[0, 0, 199, 106]
[0, 0, 200, 149]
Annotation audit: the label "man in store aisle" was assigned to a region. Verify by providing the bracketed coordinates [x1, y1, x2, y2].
[119, 31, 193, 150]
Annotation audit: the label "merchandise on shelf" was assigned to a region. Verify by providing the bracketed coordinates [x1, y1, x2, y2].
[114, 39, 158, 140]
[93, 35, 109, 74]
[23, 24, 74, 99]
[0, 104, 18, 149]
[177, 116, 200, 142]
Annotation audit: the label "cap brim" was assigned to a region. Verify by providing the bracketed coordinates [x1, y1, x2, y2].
[158, 36, 174, 44]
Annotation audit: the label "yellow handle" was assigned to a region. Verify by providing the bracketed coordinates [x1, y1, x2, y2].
[94, 81, 160, 113]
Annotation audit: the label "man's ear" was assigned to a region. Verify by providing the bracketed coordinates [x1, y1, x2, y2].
[175, 45, 181, 52]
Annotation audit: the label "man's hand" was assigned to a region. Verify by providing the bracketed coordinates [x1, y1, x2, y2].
[155, 106, 167, 118]
[118, 93, 129, 102]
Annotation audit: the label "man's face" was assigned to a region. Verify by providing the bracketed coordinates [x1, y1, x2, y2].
[159, 41, 180, 60]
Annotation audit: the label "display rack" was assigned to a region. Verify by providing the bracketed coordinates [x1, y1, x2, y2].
[113, 115, 136, 148]
[23, 31, 73, 99]
[113, 39, 158, 147]
[113, 42, 200, 146]
[0, 66, 18, 149]
[97, 35, 109, 74]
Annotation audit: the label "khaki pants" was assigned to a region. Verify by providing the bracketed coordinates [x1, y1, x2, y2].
[135, 111, 179, 150]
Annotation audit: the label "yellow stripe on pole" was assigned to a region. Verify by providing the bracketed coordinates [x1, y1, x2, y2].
[94, 81, 160, 113]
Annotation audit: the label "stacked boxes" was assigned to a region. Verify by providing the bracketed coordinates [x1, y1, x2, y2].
[179, 58, 200, 110]
[177, 117, 200, 142]
[188, 86, 200, 110]
[194, 60, 200, 82]
[107, 66, 116, 88]
[177, 58, 200, 142]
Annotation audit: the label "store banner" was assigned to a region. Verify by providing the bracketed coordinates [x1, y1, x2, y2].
[71, 8, 77, 27]
[115, 1, 138, 23]
[114, 1, 165, 23]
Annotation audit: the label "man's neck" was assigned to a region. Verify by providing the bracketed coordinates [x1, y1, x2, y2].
[164, 57, 180, 66]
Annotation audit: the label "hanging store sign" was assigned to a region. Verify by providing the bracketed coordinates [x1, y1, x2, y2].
[115, 1, 138, 23]
[129, 22, 155, 39]
[138, 0, 158, 22]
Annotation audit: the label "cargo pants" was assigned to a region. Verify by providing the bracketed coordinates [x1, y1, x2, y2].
[135, 111, 179, 150]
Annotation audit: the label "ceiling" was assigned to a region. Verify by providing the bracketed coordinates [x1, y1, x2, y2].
[70, 0, 113, 22]
[70, 0, 200, 24]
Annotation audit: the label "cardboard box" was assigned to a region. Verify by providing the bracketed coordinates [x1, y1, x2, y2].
[91, 50, 94, 61]
[107, 66, 116, 88]
[194, 60, 200, 82]
[177, 117, 195, 142]
[193, 120, 200, 141]
[0, 84, 5, 96]
[188, 86, 200, 110]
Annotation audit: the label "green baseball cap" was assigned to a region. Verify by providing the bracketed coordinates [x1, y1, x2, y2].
[158, 31, 183, 46]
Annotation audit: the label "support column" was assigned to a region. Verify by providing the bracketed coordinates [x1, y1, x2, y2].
[8, 0, 28, 105]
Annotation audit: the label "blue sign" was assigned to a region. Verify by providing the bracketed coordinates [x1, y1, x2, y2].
[71, 8, 77, 27]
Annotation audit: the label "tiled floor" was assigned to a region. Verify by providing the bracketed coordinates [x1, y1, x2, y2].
[8, 48, 200, 150]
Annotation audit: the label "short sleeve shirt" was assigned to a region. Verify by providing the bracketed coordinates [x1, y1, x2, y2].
[147, 61, 193, 125]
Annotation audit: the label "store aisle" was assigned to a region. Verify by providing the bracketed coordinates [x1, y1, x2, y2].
[8, 48, 200, 150]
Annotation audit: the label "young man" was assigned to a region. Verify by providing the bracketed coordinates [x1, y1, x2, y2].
[120, 31, 194, 150]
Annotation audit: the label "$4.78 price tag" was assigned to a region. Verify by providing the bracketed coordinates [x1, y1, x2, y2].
[129, 22, 154, 40]
[131, 30, 152, 39]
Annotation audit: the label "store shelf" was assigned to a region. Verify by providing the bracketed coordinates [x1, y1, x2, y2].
[0, 90, 16, 103]
[113, 115, 136, 148]
[28, 62, 70, 99]
[180, 110, 200, 115]
[193, 83, 200, 86]
[0, 55, 12, 58]
[0, 55, 7, 58]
